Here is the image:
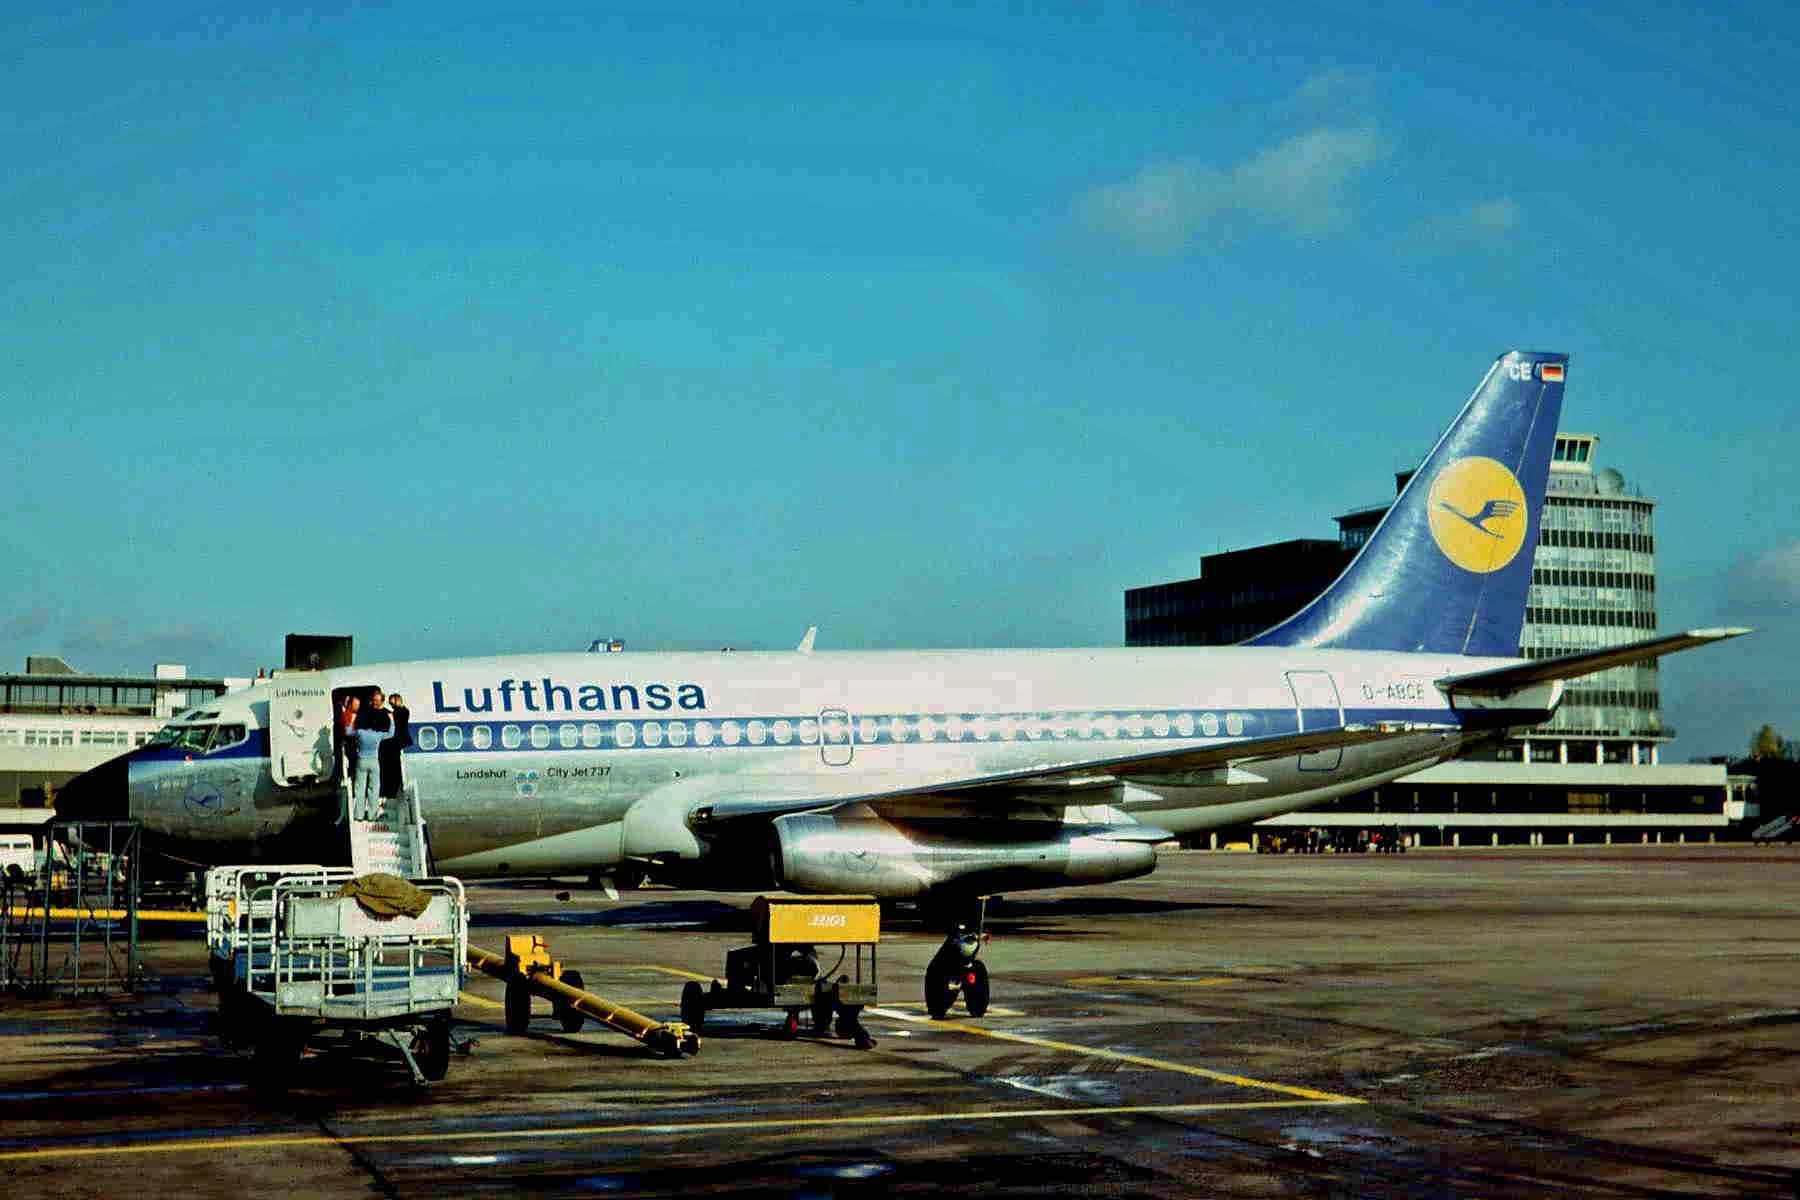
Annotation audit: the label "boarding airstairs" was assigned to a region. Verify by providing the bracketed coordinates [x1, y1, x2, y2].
[346, 782, 430, 878]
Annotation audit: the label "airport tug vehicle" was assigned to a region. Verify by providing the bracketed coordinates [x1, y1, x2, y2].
[679, 894, 880, 1049]
[206, 864, 467, 1093]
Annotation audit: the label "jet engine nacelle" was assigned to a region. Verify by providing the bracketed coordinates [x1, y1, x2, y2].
[770, 811, 1158, 899]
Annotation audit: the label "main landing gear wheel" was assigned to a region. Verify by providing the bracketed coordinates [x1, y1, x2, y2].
[926, 917, 988, 1020]
[680, 980, 708, 1032]
[557, 969, 587, 1033]
[504, 979, 532, 1035]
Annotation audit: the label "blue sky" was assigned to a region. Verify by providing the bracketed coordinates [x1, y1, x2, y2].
[3, 2, 1796, 760]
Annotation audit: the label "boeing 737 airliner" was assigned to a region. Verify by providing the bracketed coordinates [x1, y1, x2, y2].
[55, 351, 1744, 905]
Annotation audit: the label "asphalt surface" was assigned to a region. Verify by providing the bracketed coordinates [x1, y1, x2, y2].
[2, 845, 1798, 1198]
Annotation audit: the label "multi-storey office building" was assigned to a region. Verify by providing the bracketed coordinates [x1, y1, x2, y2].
[0, 657, 236, 807]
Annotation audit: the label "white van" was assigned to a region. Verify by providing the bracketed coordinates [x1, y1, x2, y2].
[0, 833, 38, 878]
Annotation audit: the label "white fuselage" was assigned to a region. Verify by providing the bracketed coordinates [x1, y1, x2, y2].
[122, 644, 1544, 878]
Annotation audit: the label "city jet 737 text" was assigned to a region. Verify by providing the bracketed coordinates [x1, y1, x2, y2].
[56, 351, 1746, 906]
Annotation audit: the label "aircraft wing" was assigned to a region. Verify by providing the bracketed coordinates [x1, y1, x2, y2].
[689, 721, 1433, 826]
[1437, 627, 1751, 696]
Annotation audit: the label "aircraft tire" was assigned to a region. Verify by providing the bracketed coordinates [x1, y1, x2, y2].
[680, 980, 707, 1032]
[964, 960, 991, 1018]
[557, 970, 587, 1032]
[505, 979, 532, 1034]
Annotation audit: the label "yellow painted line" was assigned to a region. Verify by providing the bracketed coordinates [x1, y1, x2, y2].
[632, 964, 715, 982]
[1067, 975, 1241, 988]
[0, 1008, 126, 1023]
[0, 1099, 1361, 1163]
[457, 991, 505, 1010]
[3, 906, 204, 923]
[878, 1000, 1027, 1018]
[625, 963, 1340, 1101]
[866, 1007, 1361, 1105]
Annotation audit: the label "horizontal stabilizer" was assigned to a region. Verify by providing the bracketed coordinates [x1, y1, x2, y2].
[1437, 628, 1751, 696]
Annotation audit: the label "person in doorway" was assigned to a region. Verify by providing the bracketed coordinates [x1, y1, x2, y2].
[351, 692, 393, 820]
[336, 695, 361, 821]
[380, 692, 411, 800]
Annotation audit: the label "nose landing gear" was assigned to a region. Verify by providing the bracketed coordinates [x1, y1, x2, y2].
[925, 900, 991, 1019]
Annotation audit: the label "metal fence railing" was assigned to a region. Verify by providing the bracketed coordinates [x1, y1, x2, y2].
[0, 819, 141, 996]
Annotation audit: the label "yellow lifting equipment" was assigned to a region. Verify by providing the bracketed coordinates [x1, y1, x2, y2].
[678, 894, 880, 1049]
[466, 934, 699, 1058]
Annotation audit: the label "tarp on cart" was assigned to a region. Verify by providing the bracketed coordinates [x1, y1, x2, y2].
[336, 872, 431, 919]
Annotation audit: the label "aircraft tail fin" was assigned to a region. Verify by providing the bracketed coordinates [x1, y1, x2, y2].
[1246, 350, 1566, 656]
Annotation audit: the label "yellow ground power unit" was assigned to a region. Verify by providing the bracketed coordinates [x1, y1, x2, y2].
[681, 894, 880, 1048]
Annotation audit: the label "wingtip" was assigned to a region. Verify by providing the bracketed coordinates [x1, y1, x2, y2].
[1685, 626, 1753, 640]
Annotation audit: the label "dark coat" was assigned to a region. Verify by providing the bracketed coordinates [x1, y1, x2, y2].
[378, 704, 411, 799]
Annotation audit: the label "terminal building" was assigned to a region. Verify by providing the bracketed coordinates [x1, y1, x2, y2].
[1125, 433, 1740, 845]
[0, 657, 237, 808]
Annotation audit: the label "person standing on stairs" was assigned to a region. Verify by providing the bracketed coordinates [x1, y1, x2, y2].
[351, 691, 394, 821]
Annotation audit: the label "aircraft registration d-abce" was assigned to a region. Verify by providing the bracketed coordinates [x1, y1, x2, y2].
[57, 351, 1745, 911]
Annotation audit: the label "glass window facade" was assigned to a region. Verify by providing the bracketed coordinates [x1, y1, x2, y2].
[1519, 492, 1661, 739]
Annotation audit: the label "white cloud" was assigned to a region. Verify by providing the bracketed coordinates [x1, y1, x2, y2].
[1746, 540, 1800, 594]
[1404, 196, 1524, 253]
[1079, 126, 1387, 253]
[1469, 197, 1522, 234]
[1079, 161, 1222, 254]
[1231, 127, 1387, 233]
[1283, 69, 1377, 123]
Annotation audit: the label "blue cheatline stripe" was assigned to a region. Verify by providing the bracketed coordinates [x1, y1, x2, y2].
[400, 705, 1491, 755]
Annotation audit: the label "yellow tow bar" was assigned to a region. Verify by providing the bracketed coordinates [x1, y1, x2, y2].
[466, 940, 699, 1059]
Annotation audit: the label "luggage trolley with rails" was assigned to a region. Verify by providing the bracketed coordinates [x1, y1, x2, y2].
[205, 864, 468, 1093]
[679, 894, 880, 1049]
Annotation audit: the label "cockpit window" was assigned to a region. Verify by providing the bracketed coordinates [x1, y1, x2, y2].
[208, 725, 247, 752]
[146, 724, 215, 752]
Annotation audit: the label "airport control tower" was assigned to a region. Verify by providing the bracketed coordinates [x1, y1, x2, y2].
[1517, 433, 1664, 764]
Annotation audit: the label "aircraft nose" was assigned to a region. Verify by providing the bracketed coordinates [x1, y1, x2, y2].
[54, 754, 130, 822]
